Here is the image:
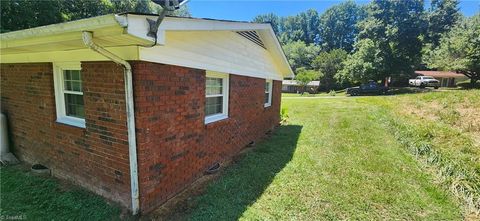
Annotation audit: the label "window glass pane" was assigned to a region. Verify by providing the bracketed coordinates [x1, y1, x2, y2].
[63, 70, 82, 92]
[205, 96, 223, 116]
[206, 77, 223, 95]
[265, 81, 271, 104]
[65, 94, 85, 118]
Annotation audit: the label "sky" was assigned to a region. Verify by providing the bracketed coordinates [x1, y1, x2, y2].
[187, 0, 480, 22]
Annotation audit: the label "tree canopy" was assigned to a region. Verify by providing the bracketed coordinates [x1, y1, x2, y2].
[282, 41, 321, 72]
[295, 68, 319, 94]
[342, 0, 427, 83]
[425, 14, 480, 85]
[0, 0, 191, 33]
[312, 49, 348, 90]
[425, 0, 461, 48]
[318, 1, 366, 52]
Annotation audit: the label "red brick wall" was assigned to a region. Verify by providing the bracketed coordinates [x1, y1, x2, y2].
[132, 61, 281, 212]
[0, 62, 132, 208]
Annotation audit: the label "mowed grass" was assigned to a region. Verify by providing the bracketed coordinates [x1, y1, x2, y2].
[0, 165, 127, 220]
[184, 96, 462, 220]
[2, 90, 477, 220]
[281, 89, 346, 97]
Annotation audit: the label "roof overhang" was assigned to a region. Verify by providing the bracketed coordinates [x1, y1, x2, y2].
[415, 71, 467, 78]
[0, 14, 152, 54]
[0, 13, 293, 78]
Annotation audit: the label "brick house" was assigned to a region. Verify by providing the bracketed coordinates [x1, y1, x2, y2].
[414, 71, 469, 87]
[0, 13, 293, 214]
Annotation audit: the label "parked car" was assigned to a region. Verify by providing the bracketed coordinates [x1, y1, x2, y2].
[408, 76, 439, 89]
[346, 81, 389, 96]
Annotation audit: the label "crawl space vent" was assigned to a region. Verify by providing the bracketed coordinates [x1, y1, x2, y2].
[236, 31, 266, 49]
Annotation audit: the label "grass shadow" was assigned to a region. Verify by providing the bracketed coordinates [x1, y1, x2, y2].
[181, 125, 303, 221]
[454, 81, 480, 90]
[388, 87, 438, 95]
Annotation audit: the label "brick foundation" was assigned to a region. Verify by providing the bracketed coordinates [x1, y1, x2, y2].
[0, 62, 131, 208]
[132, 61, 281, 212]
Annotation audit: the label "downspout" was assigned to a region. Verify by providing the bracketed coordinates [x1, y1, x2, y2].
[82, 31, 140, 215]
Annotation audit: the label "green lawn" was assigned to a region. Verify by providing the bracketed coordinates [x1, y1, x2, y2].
[182, 91, 478, 220]
[2, 90, 478, 220]
[0, 165, 129, 220]
[281, 89, 346, 97]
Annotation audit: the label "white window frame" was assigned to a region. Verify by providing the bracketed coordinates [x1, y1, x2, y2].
[264, 79, 273, 107]
[53, 62, 86, 128]
[205, 71, 229, 124]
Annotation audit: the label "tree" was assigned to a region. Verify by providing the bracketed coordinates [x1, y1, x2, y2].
[283, 41, 320, 72]
[347, 0, 426, 83]
[425, 0, 461, 48]
[318, 1, 366, 52]
[0, 0, 63, 33]
[253, 13, 281, 34]
[60, 0, 113, 21]
[312, 49, 348, 91]
[0, 0, 192, 33]
[338, 38, 385, 83]
[295, 68, 319, 94]
[425, 14, 480, 86]
[167, 5, 191, 17]
[275, 9, 320, 44]
[279, 16, 305, 44]
[299, 9, 320, 44]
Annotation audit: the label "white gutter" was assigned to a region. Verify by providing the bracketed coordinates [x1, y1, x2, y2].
[82, 31, 140, 215]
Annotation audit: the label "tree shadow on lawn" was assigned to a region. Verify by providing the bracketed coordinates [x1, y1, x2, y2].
[388, 85, 480, 95]
[181, 124, 303, 221]
[388, 87, 439, 95]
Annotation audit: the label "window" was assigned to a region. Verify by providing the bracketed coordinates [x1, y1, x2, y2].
[205, 71, 229, 124]
[264, 79, 273, 107]
[53, 62, 85, 128]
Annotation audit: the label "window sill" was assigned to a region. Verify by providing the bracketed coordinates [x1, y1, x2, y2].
[264, 103, 272, 108]
[56, 117, 86, 128]
[205, 114, 228, 125]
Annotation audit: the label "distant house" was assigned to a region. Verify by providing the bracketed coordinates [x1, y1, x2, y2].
[0, 13, 293, 214]
[282, 80, 320, 93]
[415, 71, 468, 87]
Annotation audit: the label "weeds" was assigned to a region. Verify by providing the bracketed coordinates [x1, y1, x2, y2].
[372, 104, 480, 218]
[280, 107, 289, 124]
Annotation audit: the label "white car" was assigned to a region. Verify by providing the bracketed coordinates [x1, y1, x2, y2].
[409, 76, 440, 89]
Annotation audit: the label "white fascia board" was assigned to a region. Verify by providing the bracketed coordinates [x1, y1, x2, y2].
[122, 14, 159, 44]
[159, 17, 272, 31]
[257, 28, 294, 79]
[125, 14, 271, 32]
[0, 14, 125, 41]
[267, 28, 294, 79]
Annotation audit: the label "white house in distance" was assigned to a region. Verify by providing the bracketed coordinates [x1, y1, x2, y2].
[282, 80, 320, 93]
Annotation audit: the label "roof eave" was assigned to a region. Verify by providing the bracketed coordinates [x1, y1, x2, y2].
[0, 14, 126, 41]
